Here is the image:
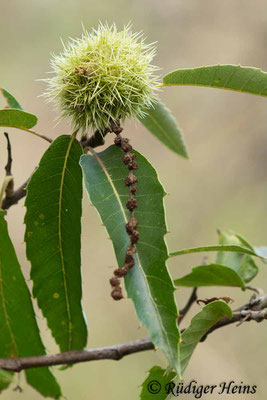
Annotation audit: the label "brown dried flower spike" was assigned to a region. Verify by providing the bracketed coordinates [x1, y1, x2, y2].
[109, 120, 139, 300]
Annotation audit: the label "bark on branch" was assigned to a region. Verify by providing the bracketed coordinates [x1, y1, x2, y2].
[0, 290, 266, 372]
[1, 129, 109, 210]
[0, 311, 265, 371]
[0, 338, 154, 372]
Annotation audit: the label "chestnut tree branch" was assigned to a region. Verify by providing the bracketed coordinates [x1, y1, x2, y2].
[1, 179, 28, 210]
[0, 291, 266, 372]
[0, 338, 154, 372]
[1, 129, 109, 210]
[0, 309, 266, 371]
[200, 292, 267, 342]
[178, 287, 197, 324]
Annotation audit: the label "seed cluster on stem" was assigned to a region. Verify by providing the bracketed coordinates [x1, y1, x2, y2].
[109, 121, 139, 300]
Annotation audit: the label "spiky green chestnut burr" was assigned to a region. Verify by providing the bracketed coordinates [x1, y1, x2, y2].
[44, 24, 159, 133]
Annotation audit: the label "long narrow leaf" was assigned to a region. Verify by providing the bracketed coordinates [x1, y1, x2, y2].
[170, 302, 232, 400]
[170, 244, 263, 258]
[139, 100, 188, 158]
[162, 65, 267, 97]
[80, 145, 181, 375]
[0, 210, 61, 398]
[25, 134, 87, 352]
[140, 301, 232, 399]
[180, 301, 232, 374]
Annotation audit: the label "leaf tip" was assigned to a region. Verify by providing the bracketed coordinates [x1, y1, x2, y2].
[181, 151, 189, 160]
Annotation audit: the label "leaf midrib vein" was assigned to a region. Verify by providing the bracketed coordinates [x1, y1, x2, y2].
[146, 112, 179, 149]
[58, 135, 76, 350]
[0, 246, 18, 356]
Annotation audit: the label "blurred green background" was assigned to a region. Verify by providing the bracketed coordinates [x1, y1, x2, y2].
[1, 0, 267, 399]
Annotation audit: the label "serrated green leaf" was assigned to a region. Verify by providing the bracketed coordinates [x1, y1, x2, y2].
[169, 244, 262, 258]
[180, 301, 232, 374]
[0, 89, 23, 110]
[139, 100, 188, 158]
[140, 366, 176, 400]
[0, 109, 37, 129]
[216, 231, 258, 283]
[174, 264, 245, 290]
[80, 145, 181, 375]
[162, 65, 267, 97]
[25, 134, 87, 352]
[0, 210, 61, 398]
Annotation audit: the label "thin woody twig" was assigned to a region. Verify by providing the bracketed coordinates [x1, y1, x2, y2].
[3, 132, 14, 198]
[81, 127, 111, 148]
[1, 179, 28, 210]
[1, 128, 109, 210]
[0, 338, 154, 372]
[4, 132, 12, 176]
[0, 306, 266, 372]
[1, 288, 267, 372]
[178, 288, 197, 324]
[200, 291, 267, 341]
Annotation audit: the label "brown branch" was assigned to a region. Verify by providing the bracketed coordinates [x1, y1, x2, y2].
[200, 313, 241, 341]
[0, 338, 154, 372]
[200, 292, 267, 342]
[1, 129, 110, 210]
[178, 288, 197, 324]
[80, 127, 111, 148]
[1, 179, 28, 210]
[1, 293, 267, 371]
[0, 310, 265, 371]
[4, 132, 12, 176]
[200, 309, 267, 341]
